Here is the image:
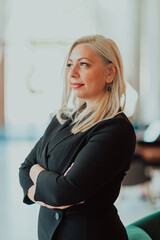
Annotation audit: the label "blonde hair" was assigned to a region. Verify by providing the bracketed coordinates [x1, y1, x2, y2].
[56, 34, 126, 134]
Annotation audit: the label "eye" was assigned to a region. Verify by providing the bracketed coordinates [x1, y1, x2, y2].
[67, 63, 72, 68]
[80, 62, 89, 67]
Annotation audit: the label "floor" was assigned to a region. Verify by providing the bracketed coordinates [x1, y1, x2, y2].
[0, 139, 160, 240]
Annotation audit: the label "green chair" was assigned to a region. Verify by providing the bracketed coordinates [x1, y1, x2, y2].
[126, 211, 160, 240]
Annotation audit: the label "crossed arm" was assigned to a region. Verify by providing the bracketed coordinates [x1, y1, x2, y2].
[20, 118, 135, 210]
[27, 163, 82, 209]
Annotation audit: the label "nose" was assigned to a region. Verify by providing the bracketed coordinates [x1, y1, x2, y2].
[69, 64, 79, 79]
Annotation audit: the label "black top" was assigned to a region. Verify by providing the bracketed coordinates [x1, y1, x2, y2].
[19, 112, 136, 240]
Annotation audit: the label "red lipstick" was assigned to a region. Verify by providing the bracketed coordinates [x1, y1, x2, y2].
[71, 83, 84, 89]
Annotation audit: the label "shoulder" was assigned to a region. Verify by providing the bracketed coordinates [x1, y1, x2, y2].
[87, 112, 136, 143]
[92, 112, 134, 131]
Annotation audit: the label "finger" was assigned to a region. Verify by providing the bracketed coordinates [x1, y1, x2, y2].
[36, 201, 46, 207]
[76, 201, 85, 205]
[45, 204, 72, 209]
[64, 163, 74, 176]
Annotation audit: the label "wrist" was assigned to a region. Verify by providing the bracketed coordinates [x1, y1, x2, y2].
[29, 164, 44, 184]
[27, 185, 36, 202]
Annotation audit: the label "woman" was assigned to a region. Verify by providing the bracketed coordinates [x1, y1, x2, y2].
[19, 34, 136, 240]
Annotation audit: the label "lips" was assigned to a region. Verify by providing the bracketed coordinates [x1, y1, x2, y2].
[71, 83, 84, 89]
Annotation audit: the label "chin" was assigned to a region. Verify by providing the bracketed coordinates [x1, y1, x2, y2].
[74, 93, 86, 99]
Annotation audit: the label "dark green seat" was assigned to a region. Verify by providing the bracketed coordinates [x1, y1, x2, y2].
[126, 211, 160, 240]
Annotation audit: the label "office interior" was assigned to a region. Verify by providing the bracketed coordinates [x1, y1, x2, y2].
[0, 0, 160, 239]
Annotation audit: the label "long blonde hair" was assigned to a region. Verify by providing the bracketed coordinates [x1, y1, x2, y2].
[56, 34, 126, 134]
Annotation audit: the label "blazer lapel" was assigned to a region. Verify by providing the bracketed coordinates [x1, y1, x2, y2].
[46, 118, 75, 155]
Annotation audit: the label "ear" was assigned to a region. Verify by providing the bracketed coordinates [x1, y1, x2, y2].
[105, 63, 117, 83]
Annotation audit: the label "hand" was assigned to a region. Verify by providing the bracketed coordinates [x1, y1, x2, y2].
[27, 185, 48, 206]
[64, 163, 74, 176]
[27, 185, 83, 209]
[29, 164, 45, 184]
[27, 185, 36, 202]
[29, 163, 85, 209]
[28, 185, 84, 209]
[39, 203, 73, 209]
[39, 200, 85, 209]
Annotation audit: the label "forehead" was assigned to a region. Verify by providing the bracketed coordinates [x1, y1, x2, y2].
[69, 43, 100, 61]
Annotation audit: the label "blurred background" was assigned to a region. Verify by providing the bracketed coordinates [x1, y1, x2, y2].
[0, 0, 160, 239]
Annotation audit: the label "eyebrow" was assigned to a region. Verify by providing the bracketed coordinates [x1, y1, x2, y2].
[68, 57, 94, 63]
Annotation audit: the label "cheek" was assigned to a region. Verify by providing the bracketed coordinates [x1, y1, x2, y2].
[84, 71, 99, 83]
[84, 71, 106, 88]
[66, 73, 71, 83]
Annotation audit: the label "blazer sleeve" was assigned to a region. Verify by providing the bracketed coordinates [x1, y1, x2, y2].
[34, 118, 136, 206]
[19, 137, 43, 204]
[19, 115, 57, 204]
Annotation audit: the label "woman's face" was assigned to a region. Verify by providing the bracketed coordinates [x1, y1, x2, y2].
[66, 44, 110, 107]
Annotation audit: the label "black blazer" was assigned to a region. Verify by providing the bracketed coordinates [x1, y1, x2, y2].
[19, 112, 136, 240]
